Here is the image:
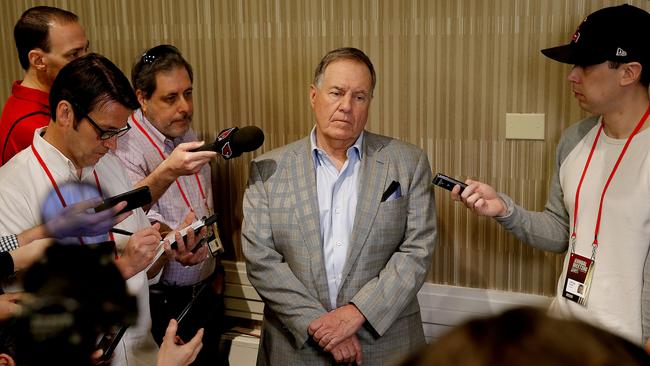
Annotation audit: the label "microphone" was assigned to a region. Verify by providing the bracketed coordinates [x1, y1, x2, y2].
[191, 126, 264, 159]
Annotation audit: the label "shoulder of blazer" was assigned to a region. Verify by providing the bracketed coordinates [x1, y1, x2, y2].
[363, 130, 425, 160]
[253, 136, 309, 163]
[249, 136, 310, 182]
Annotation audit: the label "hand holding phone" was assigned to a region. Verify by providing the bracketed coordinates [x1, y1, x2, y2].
[433, 173, 467, 193]
[166, 219, 206, 251]
[94, 186, 152, 215]
[96, 326, 128, 362]
[158, 319, 204, 366]
[166, 214, 222, 255]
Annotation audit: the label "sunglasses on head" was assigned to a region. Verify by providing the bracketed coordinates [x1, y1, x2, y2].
[140, 44, 181, 64]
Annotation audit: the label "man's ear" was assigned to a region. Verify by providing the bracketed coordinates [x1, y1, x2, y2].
[620, 62, 642, 87]
[55, 100, 76, 127]
[136, 89, 148, 113]
[28, 49, 46, 72]
[309, 84, 318, 108]
[0, 353, 16, 366]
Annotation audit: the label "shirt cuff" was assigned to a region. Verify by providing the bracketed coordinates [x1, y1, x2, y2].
[0, 235, 19, 252]
[496, 193, 515, 218]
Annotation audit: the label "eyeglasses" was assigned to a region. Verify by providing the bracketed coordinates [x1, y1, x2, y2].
[141, 44, 181, 64]
[84, 114, 131, 140]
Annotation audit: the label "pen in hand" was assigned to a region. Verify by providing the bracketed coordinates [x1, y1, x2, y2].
[109, 227, 133, 236]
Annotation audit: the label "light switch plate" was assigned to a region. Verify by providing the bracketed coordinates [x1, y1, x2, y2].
[505, 113, 545, 140]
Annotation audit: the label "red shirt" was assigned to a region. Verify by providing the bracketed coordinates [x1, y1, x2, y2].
[0, 81, 50, 165]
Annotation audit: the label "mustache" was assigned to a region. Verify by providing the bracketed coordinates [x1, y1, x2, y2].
[173, 113, 192, 123]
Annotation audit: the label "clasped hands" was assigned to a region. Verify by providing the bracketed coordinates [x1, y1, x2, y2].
[308, 304, 365, 365]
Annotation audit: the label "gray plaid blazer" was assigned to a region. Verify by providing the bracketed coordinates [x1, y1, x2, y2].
[242, 131, 437, 365]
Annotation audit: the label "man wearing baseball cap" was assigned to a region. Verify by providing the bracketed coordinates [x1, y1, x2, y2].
[451, 4, 650, 345]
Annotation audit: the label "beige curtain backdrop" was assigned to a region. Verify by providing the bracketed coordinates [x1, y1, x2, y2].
[1, 0, 647, 296]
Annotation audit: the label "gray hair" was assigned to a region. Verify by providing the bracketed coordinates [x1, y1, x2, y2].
[313, 47, 376, 96]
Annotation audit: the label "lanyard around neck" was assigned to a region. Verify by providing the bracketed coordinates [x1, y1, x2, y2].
[571, 104, 650, 256]
[31, 144, 116, 249]
[130, 113, 209, 214]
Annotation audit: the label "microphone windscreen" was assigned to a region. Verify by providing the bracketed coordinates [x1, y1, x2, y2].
[232, 126, 265, 152]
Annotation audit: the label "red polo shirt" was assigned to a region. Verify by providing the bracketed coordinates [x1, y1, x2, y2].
[0, 81, 50, 165]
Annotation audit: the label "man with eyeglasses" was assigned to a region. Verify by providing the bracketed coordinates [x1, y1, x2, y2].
[113, 44, 224, 365]
[0, 53, 207, 366]
[0, 6, 88, 166]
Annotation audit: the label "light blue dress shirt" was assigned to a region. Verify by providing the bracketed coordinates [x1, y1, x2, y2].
[310, 127, 364, 309]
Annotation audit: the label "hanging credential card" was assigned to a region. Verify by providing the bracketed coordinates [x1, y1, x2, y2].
[562, 253, 594, 306]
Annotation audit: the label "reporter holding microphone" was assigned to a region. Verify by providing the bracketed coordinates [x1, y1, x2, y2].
[113, 44, 228, 365]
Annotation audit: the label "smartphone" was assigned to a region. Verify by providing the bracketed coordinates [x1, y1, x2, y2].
[94, 186, 152, 215]
[168, 214, 224, 256]
[433, 173, 467, 193]
[96, 326, 128, 362]
[175, 282, 209, 334]
[167, 218, 209, 250]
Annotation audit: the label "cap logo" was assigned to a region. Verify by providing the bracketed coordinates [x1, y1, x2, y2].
[616, 47, 627, 57]
[572, 31, 580, 43]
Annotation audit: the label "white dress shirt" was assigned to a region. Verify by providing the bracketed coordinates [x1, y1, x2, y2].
[0, 128, 158, 366]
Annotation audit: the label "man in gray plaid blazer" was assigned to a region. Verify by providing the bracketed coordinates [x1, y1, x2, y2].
[242, 47, 436, 365]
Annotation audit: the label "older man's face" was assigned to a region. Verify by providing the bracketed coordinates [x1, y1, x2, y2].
[139, 66, 193, 139]
[310, 59, 372, 149]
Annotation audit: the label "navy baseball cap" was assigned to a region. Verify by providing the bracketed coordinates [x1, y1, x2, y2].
[541, 4, 650, 66]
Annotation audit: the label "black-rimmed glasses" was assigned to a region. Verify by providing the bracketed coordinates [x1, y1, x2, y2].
[84, 115, 131, 140]
[141, 44, 181, 64]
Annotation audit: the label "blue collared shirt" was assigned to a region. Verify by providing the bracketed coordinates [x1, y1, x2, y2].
[310, 127, 363, 309]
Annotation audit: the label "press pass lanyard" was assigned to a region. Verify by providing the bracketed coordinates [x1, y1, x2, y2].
[570, 104, 650, 259]
[31, 144, 117, 253]
[130, 113, 210, 214]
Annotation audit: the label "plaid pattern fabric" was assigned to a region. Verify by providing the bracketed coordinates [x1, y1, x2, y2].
[0, 234, 18, 252]
[242, 131, 437, 364]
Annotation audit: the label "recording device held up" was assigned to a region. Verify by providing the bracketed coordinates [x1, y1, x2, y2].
[190, 126, 264, 159]
[166, 213, 224, 257]
[433, 173, 467, 193]
[94, 186, 152, 215]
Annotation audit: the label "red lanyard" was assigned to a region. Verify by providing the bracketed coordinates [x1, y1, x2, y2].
[130, 113, 209, 213]
[31, 144, 116, 251]
[571, 104, 650, 256]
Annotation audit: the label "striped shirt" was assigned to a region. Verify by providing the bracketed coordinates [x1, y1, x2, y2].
[112, 109, 215, 286]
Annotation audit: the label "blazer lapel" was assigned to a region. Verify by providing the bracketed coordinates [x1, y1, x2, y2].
[291, 139, 330, 307]
[339, 133, 389, 286]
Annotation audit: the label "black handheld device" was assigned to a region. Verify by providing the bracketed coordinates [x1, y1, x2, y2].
[96, 326, 128, 362]
[167, 214, 224, 257]
[433, 173, 467, 193]
[176, 282, 208, 328]
[168, 214, 217, 250]
[94, 186, 152, 215]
